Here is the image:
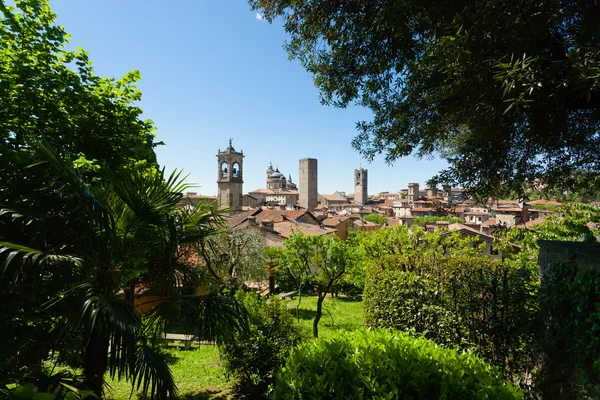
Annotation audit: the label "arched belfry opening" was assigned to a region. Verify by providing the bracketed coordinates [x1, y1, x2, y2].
[221, 162, 229, 178]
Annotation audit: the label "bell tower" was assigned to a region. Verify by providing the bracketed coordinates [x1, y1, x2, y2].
[354, 168, 368, 205]
[217, 139, 244, 211]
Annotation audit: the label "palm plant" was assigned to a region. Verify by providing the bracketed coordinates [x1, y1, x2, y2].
[0, 141, 247, 399]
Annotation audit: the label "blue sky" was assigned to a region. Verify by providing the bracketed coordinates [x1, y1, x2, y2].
[51, 0, 448, 195]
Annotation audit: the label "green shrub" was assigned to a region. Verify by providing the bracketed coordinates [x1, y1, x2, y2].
[274, 329, 523, 399]
[362, 226, 538, 386]
[220, 291, 302, 399]
[537, 261, 600, 398]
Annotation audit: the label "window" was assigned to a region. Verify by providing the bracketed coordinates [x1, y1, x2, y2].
[490, 245, 499, 255]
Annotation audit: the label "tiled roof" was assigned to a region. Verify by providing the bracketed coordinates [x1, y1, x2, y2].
[447, 223, 494, 242]
[464, 211, 491, 216]
[320, 194, 349, 202]
[322, 216, 352, 227]
[273, 221, 336, 238]
[528, 199, 562, 206]
[228, 209, 260, 229]
[493, 208, 524, 213]
[481, 218, 498, 227]
[353, 220, 379, 227]
[256, 209, 315, 224]
[515, 217, 547, 228]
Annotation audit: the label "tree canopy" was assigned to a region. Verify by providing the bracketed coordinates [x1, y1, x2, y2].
[250, 0, 600, 199]
[1, 0, 159, 200]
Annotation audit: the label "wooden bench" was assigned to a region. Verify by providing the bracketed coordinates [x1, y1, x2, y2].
[279, 291, 297, 300]
[163, 333, 196, 350]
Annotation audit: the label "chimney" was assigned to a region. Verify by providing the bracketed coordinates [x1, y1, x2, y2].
[260, 219, 274, 231]
[248, 216, 257, 227]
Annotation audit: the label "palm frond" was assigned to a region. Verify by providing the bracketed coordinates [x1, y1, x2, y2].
[0, 241, 83, 282]
[131, 342, 177, 400]
[180, 292, 248, 345]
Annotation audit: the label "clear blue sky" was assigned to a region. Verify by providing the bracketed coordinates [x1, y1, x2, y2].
[51, 0, 448, 196]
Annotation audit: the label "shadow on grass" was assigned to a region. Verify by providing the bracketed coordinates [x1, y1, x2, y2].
[178, 389, 231, 400]
[289, 308, 317, 321]
[331, 295, 363, 303]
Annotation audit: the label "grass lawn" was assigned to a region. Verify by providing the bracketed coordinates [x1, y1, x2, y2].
[104, 345, 231, 400]
[104, 295, 363, 399]
[282, 294, 364, 339]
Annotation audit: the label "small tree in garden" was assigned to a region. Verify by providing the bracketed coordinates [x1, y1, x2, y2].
[263, 246, 283, 294]
[280, 233, 354, 338]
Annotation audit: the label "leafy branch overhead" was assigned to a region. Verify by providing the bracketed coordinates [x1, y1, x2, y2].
[250, 0, 600, 198]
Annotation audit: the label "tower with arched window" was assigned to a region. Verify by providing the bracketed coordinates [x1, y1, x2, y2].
[217, 139, 244, 211]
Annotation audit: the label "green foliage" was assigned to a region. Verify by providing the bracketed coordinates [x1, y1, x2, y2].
[220, 291, 302, 399]
[1, 382, 97, 400]
[280, 295, 364, 340]
[279, 234, 356, 337]
[537, 261, 600, 398]
[273, 329, 523, 399]
[362, 226, 538, 385]
[251, 0, 600, 199]
[413, 215, 463, 226]
[361, 213, 387, 226]
[198, 228, 267, 290]
[0, 0, 158, 176]
[0, 142, 247, 399]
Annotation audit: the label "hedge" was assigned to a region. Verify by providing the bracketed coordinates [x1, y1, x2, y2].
[273, 329, 522, 399]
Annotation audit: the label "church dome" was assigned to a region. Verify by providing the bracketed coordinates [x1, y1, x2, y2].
[269, 170, 284, 180]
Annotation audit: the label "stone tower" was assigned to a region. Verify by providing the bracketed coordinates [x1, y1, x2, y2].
[354, 168, 368, 205]
[408, 182, 420, 205]
[443, 184, 453, 204]
[217, 139, 244, 211]
[299, 158, 318, 211]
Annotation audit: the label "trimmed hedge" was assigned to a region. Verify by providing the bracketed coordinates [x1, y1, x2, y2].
[274, 329, 523, 399]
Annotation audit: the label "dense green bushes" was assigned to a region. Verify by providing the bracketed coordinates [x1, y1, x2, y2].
[362, 226, 538, 385]
[538, 261, 600, 398]
[220, 291, 302, 399]
[273, 329, 522, 399]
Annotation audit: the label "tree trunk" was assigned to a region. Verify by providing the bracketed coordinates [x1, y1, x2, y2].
[268, 274, 275, 295]
[313, 291, 324, 338]
[83, 329, 110, 397]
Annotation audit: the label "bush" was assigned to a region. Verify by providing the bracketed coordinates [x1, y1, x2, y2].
[220, 291, 302, 399]
[362, 226, 538, 386]
[537, 261, 600, 398]
[273, 329, 523, 399]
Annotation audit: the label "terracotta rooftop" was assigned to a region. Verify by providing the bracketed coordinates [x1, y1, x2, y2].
[272, 221, 336, 238]
[493, 208, 524, 213]
[227, 208, 320, 228]
[528, 199, 563, 206]
[447, 223, 494, 242]
[320, 194, 349, 202]
[515, 217, 547, 228]
[353, 220, 379, 227]
[322, 216, 352, 227]
[481, 218, 498, 227]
